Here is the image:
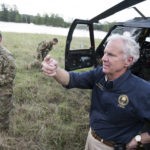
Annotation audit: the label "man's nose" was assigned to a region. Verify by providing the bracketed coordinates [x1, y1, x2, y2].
[102, 54, 108, 61]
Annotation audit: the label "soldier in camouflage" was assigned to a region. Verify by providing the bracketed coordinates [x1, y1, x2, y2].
[28, 38, 58, 70]
[0, 32, 16, 131]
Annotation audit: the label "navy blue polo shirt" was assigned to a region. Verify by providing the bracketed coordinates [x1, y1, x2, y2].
[64, 66, 150, 144]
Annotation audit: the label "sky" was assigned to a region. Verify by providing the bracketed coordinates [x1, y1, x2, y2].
[0, 0, 150, 23]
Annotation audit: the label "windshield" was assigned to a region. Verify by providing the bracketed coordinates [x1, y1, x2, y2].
[111, 26, 142, 40]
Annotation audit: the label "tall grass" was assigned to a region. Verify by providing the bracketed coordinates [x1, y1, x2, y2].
[0, 32, 102, 150]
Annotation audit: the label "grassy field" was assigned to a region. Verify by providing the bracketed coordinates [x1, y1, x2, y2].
[0, 32, 101, 150]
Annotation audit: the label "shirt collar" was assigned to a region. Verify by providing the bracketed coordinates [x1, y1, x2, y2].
[104, 70, 131, 90]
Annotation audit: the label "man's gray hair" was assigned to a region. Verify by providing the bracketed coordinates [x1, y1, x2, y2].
[107, 33, 140, 65]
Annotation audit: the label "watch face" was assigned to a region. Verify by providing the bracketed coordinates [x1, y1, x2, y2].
[135, 135, 141, 142]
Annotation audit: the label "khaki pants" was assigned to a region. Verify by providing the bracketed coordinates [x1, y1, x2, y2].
[85, 128, 114, 150]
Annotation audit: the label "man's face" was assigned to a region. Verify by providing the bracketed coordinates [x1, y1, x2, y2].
[102, 39, 129, 79]
[52, 41, 57, 45]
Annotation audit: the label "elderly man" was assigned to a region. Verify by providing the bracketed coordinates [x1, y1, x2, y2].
[42, 34, 150, 150]
[0, 32, 16, 131]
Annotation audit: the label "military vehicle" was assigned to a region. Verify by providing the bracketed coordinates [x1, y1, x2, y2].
[64, 0, 150, 81]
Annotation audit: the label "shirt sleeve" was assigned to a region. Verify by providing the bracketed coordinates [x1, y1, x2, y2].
[0, 55, 16, 86]
[135, 84, 150, 134]
[64, 66, 103, 89]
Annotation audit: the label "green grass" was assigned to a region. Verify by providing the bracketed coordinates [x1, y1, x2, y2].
[1, 32, 100, 150]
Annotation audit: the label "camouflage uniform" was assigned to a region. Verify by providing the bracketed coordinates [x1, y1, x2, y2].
[29, 40, 53, 69]
[37, 40, 53, 61]
[0, 45, 16, 131]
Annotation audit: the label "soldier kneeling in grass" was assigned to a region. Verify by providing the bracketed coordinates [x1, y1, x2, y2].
[28, 38, 58, 70]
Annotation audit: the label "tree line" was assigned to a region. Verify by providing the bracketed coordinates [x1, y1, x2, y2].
[0, 3, 71, 28]
[0, 3, 115, 32]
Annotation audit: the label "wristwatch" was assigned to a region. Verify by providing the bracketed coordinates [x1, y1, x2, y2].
[135, 135, 142, 143]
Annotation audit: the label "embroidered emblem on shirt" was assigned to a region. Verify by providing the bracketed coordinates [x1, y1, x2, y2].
[96, 83, 104, 91]
[118, 94, 129, 108]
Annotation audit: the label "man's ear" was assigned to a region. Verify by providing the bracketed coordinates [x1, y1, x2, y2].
[124, 56, 133, 67]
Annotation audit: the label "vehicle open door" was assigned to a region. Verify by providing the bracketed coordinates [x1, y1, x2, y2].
[65, 0, 145, 71]
[65, 19, 96, 71]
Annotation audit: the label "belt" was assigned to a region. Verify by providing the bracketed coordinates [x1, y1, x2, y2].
[91, 129, 115, 147]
